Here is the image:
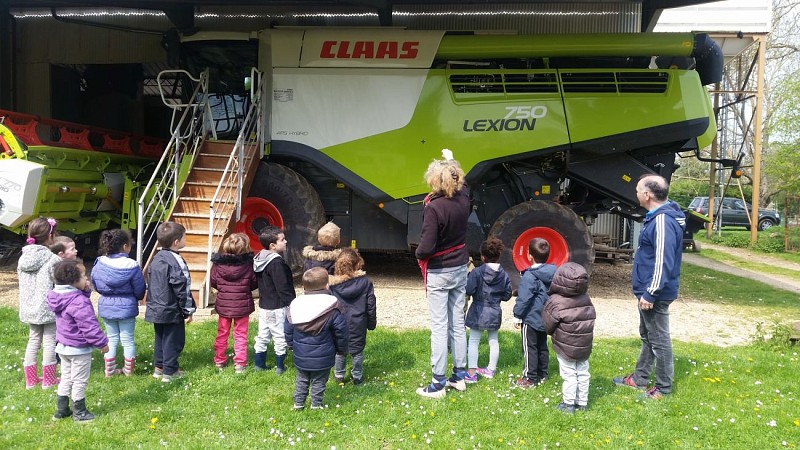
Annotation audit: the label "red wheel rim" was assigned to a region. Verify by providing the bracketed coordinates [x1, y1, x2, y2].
[234, 197, 284, 251]
[512, 227, 569, 271]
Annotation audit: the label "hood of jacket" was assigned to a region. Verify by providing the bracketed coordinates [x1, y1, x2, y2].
[288, 292, 337, 325]
[93, 254, 141, 289]
[253, 249, 281, 272]
[548, 262, 589, 297]
[302, 245, 342, 262]
[480, 263, 508, 289]
[211, 252, 255, 281]
[643, 200, 686, 228]
[18, 245, 56, 274]
[328, 270, 367, 296]
[522, 263, 557, 286]
[46, 285, 91, 314]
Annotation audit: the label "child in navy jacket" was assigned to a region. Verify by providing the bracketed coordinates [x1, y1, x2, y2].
[285, 267, 348, 410]
[512, 238, 556, 388]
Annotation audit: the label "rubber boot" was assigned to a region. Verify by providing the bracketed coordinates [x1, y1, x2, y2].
[41, 363, 60, 389]
[254, 352, 267, 371]
[52, 395, 72, 420]
[104, 358, 121, 377]
[24, 364, 40, 389]
[123, 357, 135, 376]
[72, 399, 95, 422]
[275, 354, 286, 375]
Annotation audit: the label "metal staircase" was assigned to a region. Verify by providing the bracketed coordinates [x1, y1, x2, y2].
[137, 68, 264, 308]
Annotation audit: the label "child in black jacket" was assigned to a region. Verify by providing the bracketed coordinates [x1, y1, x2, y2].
[285, 267, 348, 410]
[253, 226, 296, 374]
[329, 248, 377, 385]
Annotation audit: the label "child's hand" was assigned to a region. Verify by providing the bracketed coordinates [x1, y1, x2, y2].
[513, 318, 522, 330]
[185, 315, 193, 324]
[99, 345, 109, 354]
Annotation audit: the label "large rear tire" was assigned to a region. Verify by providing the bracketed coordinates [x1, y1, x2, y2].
[489, 201, 594, 288]
[235, 162, 325, 276]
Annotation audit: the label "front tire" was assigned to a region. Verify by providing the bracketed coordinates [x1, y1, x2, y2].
[236, 162, 325, 276]
[758, 218, 775, 231]
[489, 201, 594, 288]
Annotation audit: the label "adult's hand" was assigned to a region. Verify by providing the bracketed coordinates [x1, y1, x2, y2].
[639, 298, 654, 310]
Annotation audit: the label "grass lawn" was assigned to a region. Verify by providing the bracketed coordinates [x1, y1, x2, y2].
[1, 302, 799, 449]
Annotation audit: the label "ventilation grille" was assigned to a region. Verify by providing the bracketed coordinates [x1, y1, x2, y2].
[448, 70, 669, 100]
[560, 71, 669, 94]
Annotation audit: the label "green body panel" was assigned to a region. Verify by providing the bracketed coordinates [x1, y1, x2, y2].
[437, 33, 698, 59]
[321, 68, 715, 199]
[14, 146, 155, 235]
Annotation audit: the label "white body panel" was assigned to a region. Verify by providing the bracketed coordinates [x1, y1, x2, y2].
[654, 0, 771, 33]
[0, 159, 44, 227]
[270, 68, 428, 150]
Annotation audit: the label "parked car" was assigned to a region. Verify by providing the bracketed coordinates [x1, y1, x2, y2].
[688, 196, 781, 231]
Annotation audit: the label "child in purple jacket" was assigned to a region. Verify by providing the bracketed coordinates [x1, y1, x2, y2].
[47, 260, 109, 422]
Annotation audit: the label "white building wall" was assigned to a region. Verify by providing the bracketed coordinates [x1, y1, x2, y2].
[653, 0, 771, 33]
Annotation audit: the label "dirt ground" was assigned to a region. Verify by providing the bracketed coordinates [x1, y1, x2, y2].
[1, 248, 766, 347]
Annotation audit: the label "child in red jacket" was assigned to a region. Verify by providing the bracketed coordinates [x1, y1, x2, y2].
[210, 233, 258, 373]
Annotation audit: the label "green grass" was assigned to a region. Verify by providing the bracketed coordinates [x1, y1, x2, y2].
[680, 263, 800, 314]
[692, 248, 800, 283]
[695, 231, 800, 264]
[1, 306, 799, 449]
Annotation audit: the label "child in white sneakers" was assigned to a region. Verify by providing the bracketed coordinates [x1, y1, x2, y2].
[465, 238, 512, 382]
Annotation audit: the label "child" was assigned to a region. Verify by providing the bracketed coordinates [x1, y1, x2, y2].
[47, 260, 109, 422]
[512, 238, 557, 388]
[253, 226, 296, 374]
[465, 238, 512, 382]
[50, 235, 78, 260]
[18, 217, 63, 389]
[285, 267, 348, 410]
[91, 229, 146, 377]
[302, 221, 342, 275]
[543, 262, 596, 413]
[145, 221, 196, 382]
[329, 248, 377, 385]
[210, 232, 258, 373]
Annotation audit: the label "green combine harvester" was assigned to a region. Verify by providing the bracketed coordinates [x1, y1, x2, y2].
[1, 28, 721, 288]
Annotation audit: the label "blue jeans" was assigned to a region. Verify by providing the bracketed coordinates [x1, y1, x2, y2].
[103, 318, 136, 359]
[635, 300, 673, 393]
[294, 369, 330, 407]
[426, 265, 467, 377]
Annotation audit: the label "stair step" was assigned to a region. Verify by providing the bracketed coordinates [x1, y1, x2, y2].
[172, 212, 229, 219]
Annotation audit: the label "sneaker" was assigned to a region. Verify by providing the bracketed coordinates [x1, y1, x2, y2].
[310, 404, 324, 410]
[416, 381, 446, 399]
[641, 386, 666, 400]
[293, 403, 305, 411]
[463, 373, 478, 384]
[556, 402, 576, 414]
[613, 374, 646, 391]
[161, 370, 185, 383]
[152, 367, 163, 379]
[334, 376, 345, 385]
[513, 378, 536, 389]
[574, 404, 588, 412]
[215, 363, 226, 371]
[352, 377, 364, 386]
[446, 373, 467, 391]
[476, 367, 495, 379]
[234, 365, 246, 374]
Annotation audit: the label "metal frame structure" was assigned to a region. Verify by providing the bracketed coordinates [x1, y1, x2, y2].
[706, 33, 767, 244]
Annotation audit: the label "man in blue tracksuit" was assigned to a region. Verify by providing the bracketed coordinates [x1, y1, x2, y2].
[614, 174, 685, 399]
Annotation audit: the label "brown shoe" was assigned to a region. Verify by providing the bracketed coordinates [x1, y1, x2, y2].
[513, 378, 536, 389]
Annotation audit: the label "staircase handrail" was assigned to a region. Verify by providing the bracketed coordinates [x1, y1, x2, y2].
[203, 69, 263, 306]
[136, 69, 212, 267]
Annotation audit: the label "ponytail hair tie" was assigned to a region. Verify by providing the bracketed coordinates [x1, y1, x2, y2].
[26, 237, 36, 245]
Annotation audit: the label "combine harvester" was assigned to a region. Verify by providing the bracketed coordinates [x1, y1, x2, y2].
[1, 29, 722, 306]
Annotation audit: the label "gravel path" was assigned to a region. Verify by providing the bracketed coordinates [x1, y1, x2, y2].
[1, 245, 793, 348]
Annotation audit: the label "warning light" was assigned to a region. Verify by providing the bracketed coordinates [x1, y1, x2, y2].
[533, 191, 540, 196]
[732, 162, 743, 178]
[378, 202, 384, 208]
